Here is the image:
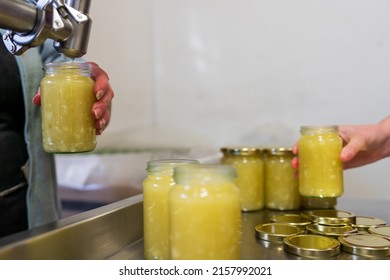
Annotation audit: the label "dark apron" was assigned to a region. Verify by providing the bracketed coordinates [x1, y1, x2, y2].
[0, 39, 29, 237]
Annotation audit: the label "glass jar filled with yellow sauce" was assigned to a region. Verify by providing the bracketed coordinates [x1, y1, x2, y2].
[298, 125, 343, 197]
[143, 159, 198, 260]
[264, 147, 300, 210]
[221, 147, 264, 211]
[40, 62, 96, 153]
[170, 164, 241, 260]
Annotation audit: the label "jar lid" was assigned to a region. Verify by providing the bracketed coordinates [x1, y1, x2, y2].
[368, 226, 390, 238]
[352, 216, 386, 232]
[255, 223, 304, 242]
[263, 147, 293, 156]
[270, 214, 311, 228]
[283, 234, 340, 258]
[306, 209, 356, 225]
[338, 234, 390, 257]
[306, 223, 358, 237]
[220, 147, 263, 156]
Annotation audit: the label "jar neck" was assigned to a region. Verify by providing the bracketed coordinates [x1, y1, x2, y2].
[44, 61, 92, 76]
[221, 147, 263, 157]
[174, 164, 236, 185]
[300, 125, 338, 135]
[264, 147, 293, 157]
[146, 159, 199, 176]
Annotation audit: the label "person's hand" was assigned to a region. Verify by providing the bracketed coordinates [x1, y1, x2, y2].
[33, 62, 114, 135]
[338, 121, 390, 169]
[89, 62, 114, 135]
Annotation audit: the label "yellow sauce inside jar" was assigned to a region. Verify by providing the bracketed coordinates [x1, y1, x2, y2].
[143, 159, 198, 260]
[40, 62, 96, 153]
[298, 126, 343, 197]
[264, 148, 300, 210]
[221, 147, 264, 211]
[170, 164, 241, 260]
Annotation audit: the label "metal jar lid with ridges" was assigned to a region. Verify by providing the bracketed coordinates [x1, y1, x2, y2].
[338, 234, 390, 257]
[270, 214, 311, 229]
[306, 223, 358, 238]
[255, 223, 304, 242]
[305, 209, 356, 225]
[283, 234, 340, 258]
[352, 216, 386, 232]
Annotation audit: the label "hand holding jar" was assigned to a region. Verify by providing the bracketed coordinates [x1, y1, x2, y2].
[37, 61, 114, 153]
[292, 117, 390, 170]
[33, 61, 114, 136]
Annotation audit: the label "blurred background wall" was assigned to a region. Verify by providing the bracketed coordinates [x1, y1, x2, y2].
[83, 0, 390, 200]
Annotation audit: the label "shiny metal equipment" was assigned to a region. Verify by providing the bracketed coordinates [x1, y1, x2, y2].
[0, 0, 92, 58]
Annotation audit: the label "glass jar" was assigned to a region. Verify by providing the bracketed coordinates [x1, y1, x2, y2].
[220, 147, 264, 211]
[40, 62, 96, 153]
[170, 164, 241, 260]
[264, 147, 300, 210]
[143, 159, 198, 260]
[298, 125, 343, 197]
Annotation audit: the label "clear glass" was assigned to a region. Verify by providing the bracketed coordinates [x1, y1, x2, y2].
[221, 147, 264, 211]
[40, 62, 96, 153]
[298, 125, 344, 197]
[264, 148, 300, 210]
[142, 159, 198, 260]
[301, 196, 337, 209]
[170, 164, 241, 260]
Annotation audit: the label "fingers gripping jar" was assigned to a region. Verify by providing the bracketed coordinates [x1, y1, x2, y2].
[40, 62, 96, 153]
[143, 159, 198, 260]
[221, 147, 264, 211]
[170, 164, 241, 260]
[298, 125, 344, 197]
[264, 147, 300, 210]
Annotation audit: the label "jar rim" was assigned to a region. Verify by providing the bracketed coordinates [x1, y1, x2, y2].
[173, 163, 237, 183]
[43, 61, 92, 73]
[263, 147, 293, 156]
[146, 159, 199, 172]
[300, 125, 339, 134]
[220, 146, 263, 156]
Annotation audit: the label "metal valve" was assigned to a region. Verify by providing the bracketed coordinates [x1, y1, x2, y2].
[0, 0, 92, 58]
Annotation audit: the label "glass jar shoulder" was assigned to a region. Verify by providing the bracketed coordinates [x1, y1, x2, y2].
[171, 181, 239, 198]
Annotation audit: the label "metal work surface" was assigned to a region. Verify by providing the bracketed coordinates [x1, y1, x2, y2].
[0, 195, 389, 260]
[0, 195, 144, 260]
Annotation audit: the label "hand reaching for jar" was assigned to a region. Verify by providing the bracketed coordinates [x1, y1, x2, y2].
[292, 116, 390, 170]
[32, 61, 114, 135]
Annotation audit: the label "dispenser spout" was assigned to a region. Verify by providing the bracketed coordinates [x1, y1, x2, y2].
[0, 0, 92, 59]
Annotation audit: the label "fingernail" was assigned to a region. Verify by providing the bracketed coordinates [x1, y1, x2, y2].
[94, 108, 102, 119]
[96, 90, 104, 100]
[99, 118, 106, 130]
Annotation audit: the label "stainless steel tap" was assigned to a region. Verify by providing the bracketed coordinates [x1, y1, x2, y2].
[0, 0, 92, 59]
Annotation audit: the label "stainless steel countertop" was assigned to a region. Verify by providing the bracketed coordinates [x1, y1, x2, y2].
[0, 195, 389, 260]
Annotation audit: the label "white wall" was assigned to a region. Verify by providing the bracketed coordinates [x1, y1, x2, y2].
[85, 0, 390, 200]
